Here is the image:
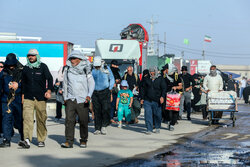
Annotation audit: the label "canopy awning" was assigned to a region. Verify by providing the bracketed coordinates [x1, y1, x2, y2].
[223, 71, 241, 79]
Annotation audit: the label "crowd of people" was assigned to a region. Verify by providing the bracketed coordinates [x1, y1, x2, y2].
[0, 49, 248, 149]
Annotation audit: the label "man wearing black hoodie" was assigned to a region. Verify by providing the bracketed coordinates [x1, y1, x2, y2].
[141, 66, 166, 134]
[123, 66, 141, 123]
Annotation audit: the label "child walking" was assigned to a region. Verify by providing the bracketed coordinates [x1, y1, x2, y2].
[116, 80, 133, 128]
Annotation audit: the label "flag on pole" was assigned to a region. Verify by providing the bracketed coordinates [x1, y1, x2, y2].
[204, 35, 212, 42]
[183, 38, 189, 45]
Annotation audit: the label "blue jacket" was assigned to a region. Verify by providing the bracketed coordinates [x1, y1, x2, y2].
[0, 71, 22, 104]
[92, 66, 115, 91]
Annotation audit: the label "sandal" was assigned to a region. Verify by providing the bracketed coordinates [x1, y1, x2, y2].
[110, 119, 117, 124]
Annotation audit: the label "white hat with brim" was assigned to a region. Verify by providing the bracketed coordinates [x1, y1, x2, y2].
[93, 56, 102, 66]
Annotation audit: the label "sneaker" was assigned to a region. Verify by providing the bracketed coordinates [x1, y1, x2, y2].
[101, 127, 107, 135]
[54, 118, 60, 122]
[0, 138, 11, 147]
[187, 117, 191, 121]
[118, 123, 122, 128]
[145, 131, 152, 135]
[38, 142, 45, 147]
[18, 139, 30, 149]
[155, 129, 160, 134]
[93, 130, 101, 135]
[169, 125, 174, 131]
[61, 142, 73, 148]
[80, 141, 87, 148]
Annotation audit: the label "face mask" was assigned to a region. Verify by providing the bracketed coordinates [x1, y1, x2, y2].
[210, 70, 217, 76]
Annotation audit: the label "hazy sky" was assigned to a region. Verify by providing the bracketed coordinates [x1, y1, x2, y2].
[0, 0, 250, 65]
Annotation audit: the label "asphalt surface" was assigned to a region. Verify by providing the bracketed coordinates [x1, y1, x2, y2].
[0, 101, 249, 167]
[111, 103, 250, 167]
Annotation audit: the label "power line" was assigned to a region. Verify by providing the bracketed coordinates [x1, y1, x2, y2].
[166, 46, 250, 59]
[166, 43, 250, 57]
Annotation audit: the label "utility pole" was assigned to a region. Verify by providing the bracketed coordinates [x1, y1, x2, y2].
[181, 51, 184, 58]
[157, 35, 159, 56]
[147, 16, 158, 55]
[202, 50, 205, 60]
[164, 32, 166, 55]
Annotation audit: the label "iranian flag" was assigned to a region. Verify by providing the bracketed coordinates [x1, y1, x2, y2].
[204, 35, 212, 42]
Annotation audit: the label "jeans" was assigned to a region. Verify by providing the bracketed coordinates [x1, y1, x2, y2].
[183, 91, 192, 119]
[240, 87, 245, 99]
[2, 102, 24, 141]
[144, 100, 162, 132]
[179, 95, 184, 117]
[56, 101, 63, 119]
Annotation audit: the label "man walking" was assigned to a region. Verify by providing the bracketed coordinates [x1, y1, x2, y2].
[226, 74, 237, 92]
[0, 53, 23, 147]
[92, 56, 115, 135]
[123, 66, 141, 124]
[141, 66, 166, 134]
[162, 64, 182, 131]
[203, 65, 223, 123]
[61, 50, 95, 148]
[19, 49, 53, 148]
[239, 77, 247, 100]
[179, 66, 194, 120]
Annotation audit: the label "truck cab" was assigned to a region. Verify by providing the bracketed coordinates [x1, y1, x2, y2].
[95, 39, 141, 76]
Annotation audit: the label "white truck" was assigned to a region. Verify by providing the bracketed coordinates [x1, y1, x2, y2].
[95, 39, 144, 76]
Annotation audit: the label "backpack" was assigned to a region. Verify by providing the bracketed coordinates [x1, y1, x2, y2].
[124, 73, 138, 83]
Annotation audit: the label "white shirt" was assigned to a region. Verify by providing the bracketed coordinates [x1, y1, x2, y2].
[240, 79, 246, 88]
[203, 74, 223, 92]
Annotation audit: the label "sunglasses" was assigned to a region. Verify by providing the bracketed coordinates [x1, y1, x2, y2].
[0, 66, 3, 68]
[27, 54, 36, 57]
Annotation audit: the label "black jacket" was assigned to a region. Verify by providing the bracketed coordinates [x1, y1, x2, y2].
[141, 76, 166, 102]
[22, 63, 53, 101]
[122, 72, 140, 91]
[179, 73, 194, 90]
[164, 73, 182, 93]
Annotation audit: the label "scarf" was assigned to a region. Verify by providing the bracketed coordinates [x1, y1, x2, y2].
[67, 60, 87, 75]
[26, 55, 41, 68]
[209, 70, 217, 77]
[111, 67, 121, 80]
[149, 67, 160, 80]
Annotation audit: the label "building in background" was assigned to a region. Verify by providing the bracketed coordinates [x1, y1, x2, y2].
[217, 65, 250, 80]
[0, 33, 73, 80]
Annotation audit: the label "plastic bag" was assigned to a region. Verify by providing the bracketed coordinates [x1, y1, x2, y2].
[166, 90, 181, 111]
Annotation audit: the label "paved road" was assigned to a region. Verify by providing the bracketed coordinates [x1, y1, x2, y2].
[112, 103, 250, 166]
[0, 102, 248, 167]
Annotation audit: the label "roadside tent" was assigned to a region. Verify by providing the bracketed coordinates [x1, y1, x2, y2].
[223, 71, 241, 79]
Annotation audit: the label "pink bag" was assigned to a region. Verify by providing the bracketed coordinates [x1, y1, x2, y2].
[166, 91, 181, 111]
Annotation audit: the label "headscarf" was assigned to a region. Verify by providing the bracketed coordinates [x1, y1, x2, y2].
[26, 54, 41, 68]
[149, 66, 160, 80]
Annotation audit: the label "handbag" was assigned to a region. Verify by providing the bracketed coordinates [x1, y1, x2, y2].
[166, 90, 181, 111]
